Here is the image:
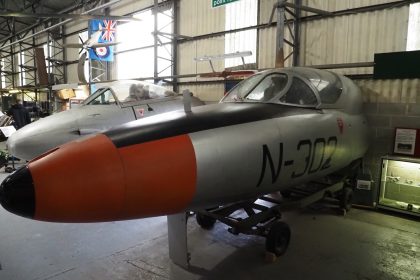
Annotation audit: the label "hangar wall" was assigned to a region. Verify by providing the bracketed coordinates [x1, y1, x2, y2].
[357, 78, 420, 185]
[177, 0, 232, 102]
[299, 6, 409, 73]
[176, 0, 412, 102]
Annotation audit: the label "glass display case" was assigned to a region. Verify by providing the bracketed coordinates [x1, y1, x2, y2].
[379, 156, 420, 216]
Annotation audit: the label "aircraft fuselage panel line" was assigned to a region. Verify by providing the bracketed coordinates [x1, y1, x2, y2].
[104, 103, 319, 148]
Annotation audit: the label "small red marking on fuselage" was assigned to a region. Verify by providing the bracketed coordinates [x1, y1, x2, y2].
[337, 118, 344, 134]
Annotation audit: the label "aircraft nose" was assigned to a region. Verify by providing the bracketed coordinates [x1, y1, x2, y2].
[0, 166, 35, 219]
[7, 110, 79, 160]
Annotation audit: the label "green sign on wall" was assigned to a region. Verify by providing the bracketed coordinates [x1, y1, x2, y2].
[212, 0, 240, 8]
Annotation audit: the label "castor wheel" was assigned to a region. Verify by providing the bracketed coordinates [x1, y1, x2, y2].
[340, 187, 353, 212]
[265, 221, 291, 258]
[196, 212, 216, 230]
[5, 166, 14, 173]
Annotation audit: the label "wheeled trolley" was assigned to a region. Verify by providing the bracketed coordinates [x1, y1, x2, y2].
[167, 180, 354, 270]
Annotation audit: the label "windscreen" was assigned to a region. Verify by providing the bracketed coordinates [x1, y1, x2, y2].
[295, 68, 343, 104]
[222, 73, 288, 103]
[279, 77, 318, 106]
[83, 81, 177, 105]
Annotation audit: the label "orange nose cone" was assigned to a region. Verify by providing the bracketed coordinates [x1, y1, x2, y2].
[5, 133, 197, 223]
[117, 134, 197, 219]
[29, 134, 125, 222]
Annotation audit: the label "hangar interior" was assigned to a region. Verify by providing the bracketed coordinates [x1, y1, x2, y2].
[0, 0, 419, 279]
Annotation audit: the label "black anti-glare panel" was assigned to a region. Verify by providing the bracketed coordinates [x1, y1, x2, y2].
[374, 51, 420, 79]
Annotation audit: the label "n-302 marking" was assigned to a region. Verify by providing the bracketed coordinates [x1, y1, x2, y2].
[256, 136, 338, 187]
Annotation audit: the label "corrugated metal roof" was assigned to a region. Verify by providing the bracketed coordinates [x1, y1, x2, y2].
[258, 26, 293, 69]
[178, 0, 226, 77]
[298, 5, 409, 73]
[179, 0, 225, 37]
[259, 0, 277, 23]
[177, 0, 412, 80]
[178, 37, 225, 82]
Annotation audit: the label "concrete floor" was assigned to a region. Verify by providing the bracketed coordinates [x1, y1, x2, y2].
[0, 166, 419, 280]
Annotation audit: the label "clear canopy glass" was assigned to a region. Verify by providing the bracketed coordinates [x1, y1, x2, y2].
[83, 81, 177, 105]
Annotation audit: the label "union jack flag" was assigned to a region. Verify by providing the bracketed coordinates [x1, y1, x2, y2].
[89, 19, 116, 61]
[99, 20, 116, 42]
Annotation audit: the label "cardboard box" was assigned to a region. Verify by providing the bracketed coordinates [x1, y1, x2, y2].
[56, 88, 76, 100]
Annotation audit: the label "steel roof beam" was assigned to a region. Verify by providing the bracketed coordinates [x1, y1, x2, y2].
[0, 0, 100, 45]
[0, 0, 122, 50]
[0, 12, 140, 21]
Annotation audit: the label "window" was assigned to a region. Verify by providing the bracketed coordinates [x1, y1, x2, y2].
[87, 89, 116, 105]
[43, 42, 53, 74]
[117, 48, 154, 79]
[18, 51, 25, 86]
[280, 78, 318, 106]
[309, 76, 342, 104]
[222, 73, 289, 102]
[225, 0, 257, 68]
[222, 73, 263, 102]
[1, 59, 5, 88]
[407, 3, 420, 51]
[247, 74, 288, 101]
[116, 8, 173, 79]
[85, 82, 177, 105]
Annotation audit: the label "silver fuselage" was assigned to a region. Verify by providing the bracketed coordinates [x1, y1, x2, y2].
[7, 84, 204, 160]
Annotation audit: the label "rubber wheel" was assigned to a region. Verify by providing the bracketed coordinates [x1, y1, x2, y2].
[340, 187, 353, 212]
[265, 221, 291, 257]
[196, 212, 216, 230]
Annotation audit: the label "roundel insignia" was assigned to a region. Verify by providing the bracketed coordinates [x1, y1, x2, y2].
[94, 47, 109, 58]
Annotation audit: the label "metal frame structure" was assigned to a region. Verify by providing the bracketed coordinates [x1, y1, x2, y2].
[0, 0, 130, 110]
[153, 0, 178, 87]
[0, 0, 415, 104]
[0, 48, 15, 90]
[46, 30, 66, 85]
[18, 41, 37, 88]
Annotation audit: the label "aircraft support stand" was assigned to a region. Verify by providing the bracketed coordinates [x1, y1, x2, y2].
[167, 180, 351, 269]
[167, 212, 190, 269]
[195, 181, 348, 261]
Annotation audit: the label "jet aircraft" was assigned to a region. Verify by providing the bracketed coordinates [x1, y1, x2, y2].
[0, 67, 369, 224]
[7, 80, 204, 160]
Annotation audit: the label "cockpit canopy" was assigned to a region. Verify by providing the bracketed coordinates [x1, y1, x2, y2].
[83, 81, 177, 106]
[221, 67, 344, 109]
